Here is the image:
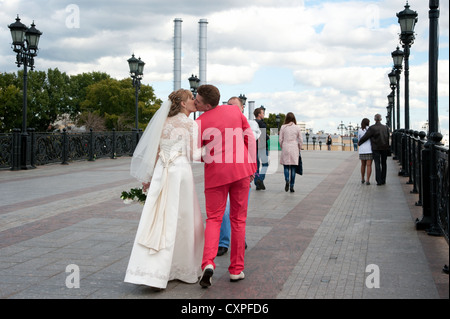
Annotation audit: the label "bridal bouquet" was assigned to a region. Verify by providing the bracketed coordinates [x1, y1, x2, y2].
[121, 187, 147, 204]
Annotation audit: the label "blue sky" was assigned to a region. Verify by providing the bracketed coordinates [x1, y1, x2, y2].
[1, 0, 448, 141]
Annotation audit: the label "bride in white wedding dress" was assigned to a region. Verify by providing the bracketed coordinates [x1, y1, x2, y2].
[124, 89, 204, 289]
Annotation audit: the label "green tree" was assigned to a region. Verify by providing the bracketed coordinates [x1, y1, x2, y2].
[0, 69, 161, 133]
[0, 84, 22, 131]
[266, 113, 286, 134]
[79, 78, 161, 130]
[67, 71, 111, 117]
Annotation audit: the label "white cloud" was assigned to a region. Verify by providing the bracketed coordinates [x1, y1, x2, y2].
[0, 0, 448, 135]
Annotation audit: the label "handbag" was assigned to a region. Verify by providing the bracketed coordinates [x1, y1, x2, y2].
[295, 153, 303, 175]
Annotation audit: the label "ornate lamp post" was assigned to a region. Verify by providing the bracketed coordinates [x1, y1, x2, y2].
[387, 91, 394, 130]
[127, 54, 145, 146]
[8, 15, 42, 170]
[388, 70, 397, 131]
[305, 132, 309, 150]
[188, 74, 200, 97]
[416, 0, 442, 235]
[188, 74, 200, 119]
[391, 46, 404, 130]
[337, 121, 347, 151]
[397, 2, 418, 131]
[239, 94, 247, 107]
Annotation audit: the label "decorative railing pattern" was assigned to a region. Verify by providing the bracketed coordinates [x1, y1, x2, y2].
[0, 129, 140, 169]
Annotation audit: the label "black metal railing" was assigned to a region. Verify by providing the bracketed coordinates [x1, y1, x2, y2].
[0, 129, 141, 170]
[393, 129, 449, 243]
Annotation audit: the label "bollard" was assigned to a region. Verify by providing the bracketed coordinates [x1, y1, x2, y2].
[416, 141, 432, 230]
[426, 132, 443, 236]
[407, 130, 414, 184]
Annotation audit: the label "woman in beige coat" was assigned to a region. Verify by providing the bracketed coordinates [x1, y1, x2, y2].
[279, 112, 303, 192]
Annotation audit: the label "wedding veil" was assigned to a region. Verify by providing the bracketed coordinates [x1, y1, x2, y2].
[130, 100, 171, 182]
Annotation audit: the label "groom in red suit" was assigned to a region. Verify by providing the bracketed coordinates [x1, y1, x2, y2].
[194, 84, 257, 287]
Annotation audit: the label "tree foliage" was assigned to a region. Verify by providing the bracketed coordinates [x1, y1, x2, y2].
[0, 68, 162, 132]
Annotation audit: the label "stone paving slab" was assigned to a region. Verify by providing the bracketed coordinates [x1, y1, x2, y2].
[0, 152, 448, 301]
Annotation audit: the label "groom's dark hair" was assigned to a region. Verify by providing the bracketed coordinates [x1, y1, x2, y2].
[197, 85, 220, 108]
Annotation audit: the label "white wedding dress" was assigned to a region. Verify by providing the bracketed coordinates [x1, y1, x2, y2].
[124, 113, 204, 289]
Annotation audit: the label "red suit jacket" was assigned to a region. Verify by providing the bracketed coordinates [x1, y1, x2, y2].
[196, 105, 257, 189]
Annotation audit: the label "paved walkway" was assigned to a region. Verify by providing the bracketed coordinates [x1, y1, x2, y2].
[0, 151, 448, 301]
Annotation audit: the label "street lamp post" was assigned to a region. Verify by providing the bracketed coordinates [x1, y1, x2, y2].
[391, 46, 404, 130]
[239, 94, 247, 107]
[416, 0, 442, 234]
[397, 2, 417, 178]
[388, 70, 397, 131]
[397, 2, 418, 131]
[387, 92, 394, 130]
[127, 54, 145, 146]
[337, 121, 347, 151]
[305, 132, 309, 150]
[188, 74, 200, 119]
[8, 15, 42, 170]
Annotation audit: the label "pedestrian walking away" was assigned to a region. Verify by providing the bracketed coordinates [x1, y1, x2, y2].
[194, 85, 257, 287]
[358, 114, 390, 186]
[279, 112, 303, 193]
[358, 118, 373, 185]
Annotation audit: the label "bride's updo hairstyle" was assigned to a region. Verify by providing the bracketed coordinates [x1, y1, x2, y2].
[168, 89, 192, 117]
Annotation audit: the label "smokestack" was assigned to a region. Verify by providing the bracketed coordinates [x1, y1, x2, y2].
[198, 19, 208, 85]
[248, 101, 255, 120]
[173, 18, 182, 91]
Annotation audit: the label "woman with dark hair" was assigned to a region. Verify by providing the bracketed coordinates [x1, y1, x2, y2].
[358, 118, 372, 185]
[279, 112, 303, 192]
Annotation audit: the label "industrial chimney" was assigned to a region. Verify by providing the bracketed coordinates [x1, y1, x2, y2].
[198, 19, 208, 85]
[173, 18, 182, 91]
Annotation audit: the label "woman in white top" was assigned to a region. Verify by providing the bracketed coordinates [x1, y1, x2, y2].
[358, 118, 372, 185]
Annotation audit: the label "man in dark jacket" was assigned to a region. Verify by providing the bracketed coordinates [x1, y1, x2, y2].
[358, 114, 390, 185]
[253, 107, 269, 190]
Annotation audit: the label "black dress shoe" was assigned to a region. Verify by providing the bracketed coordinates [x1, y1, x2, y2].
[217, 246, 228, 256]
[255, 180, 263, 190]
[285, 182, 289, 192]
[290, 186, 294, 193]
[260, 180, 266, 190]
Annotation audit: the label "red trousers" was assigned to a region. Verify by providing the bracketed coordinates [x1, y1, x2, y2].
[202, 176, 250, 275]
